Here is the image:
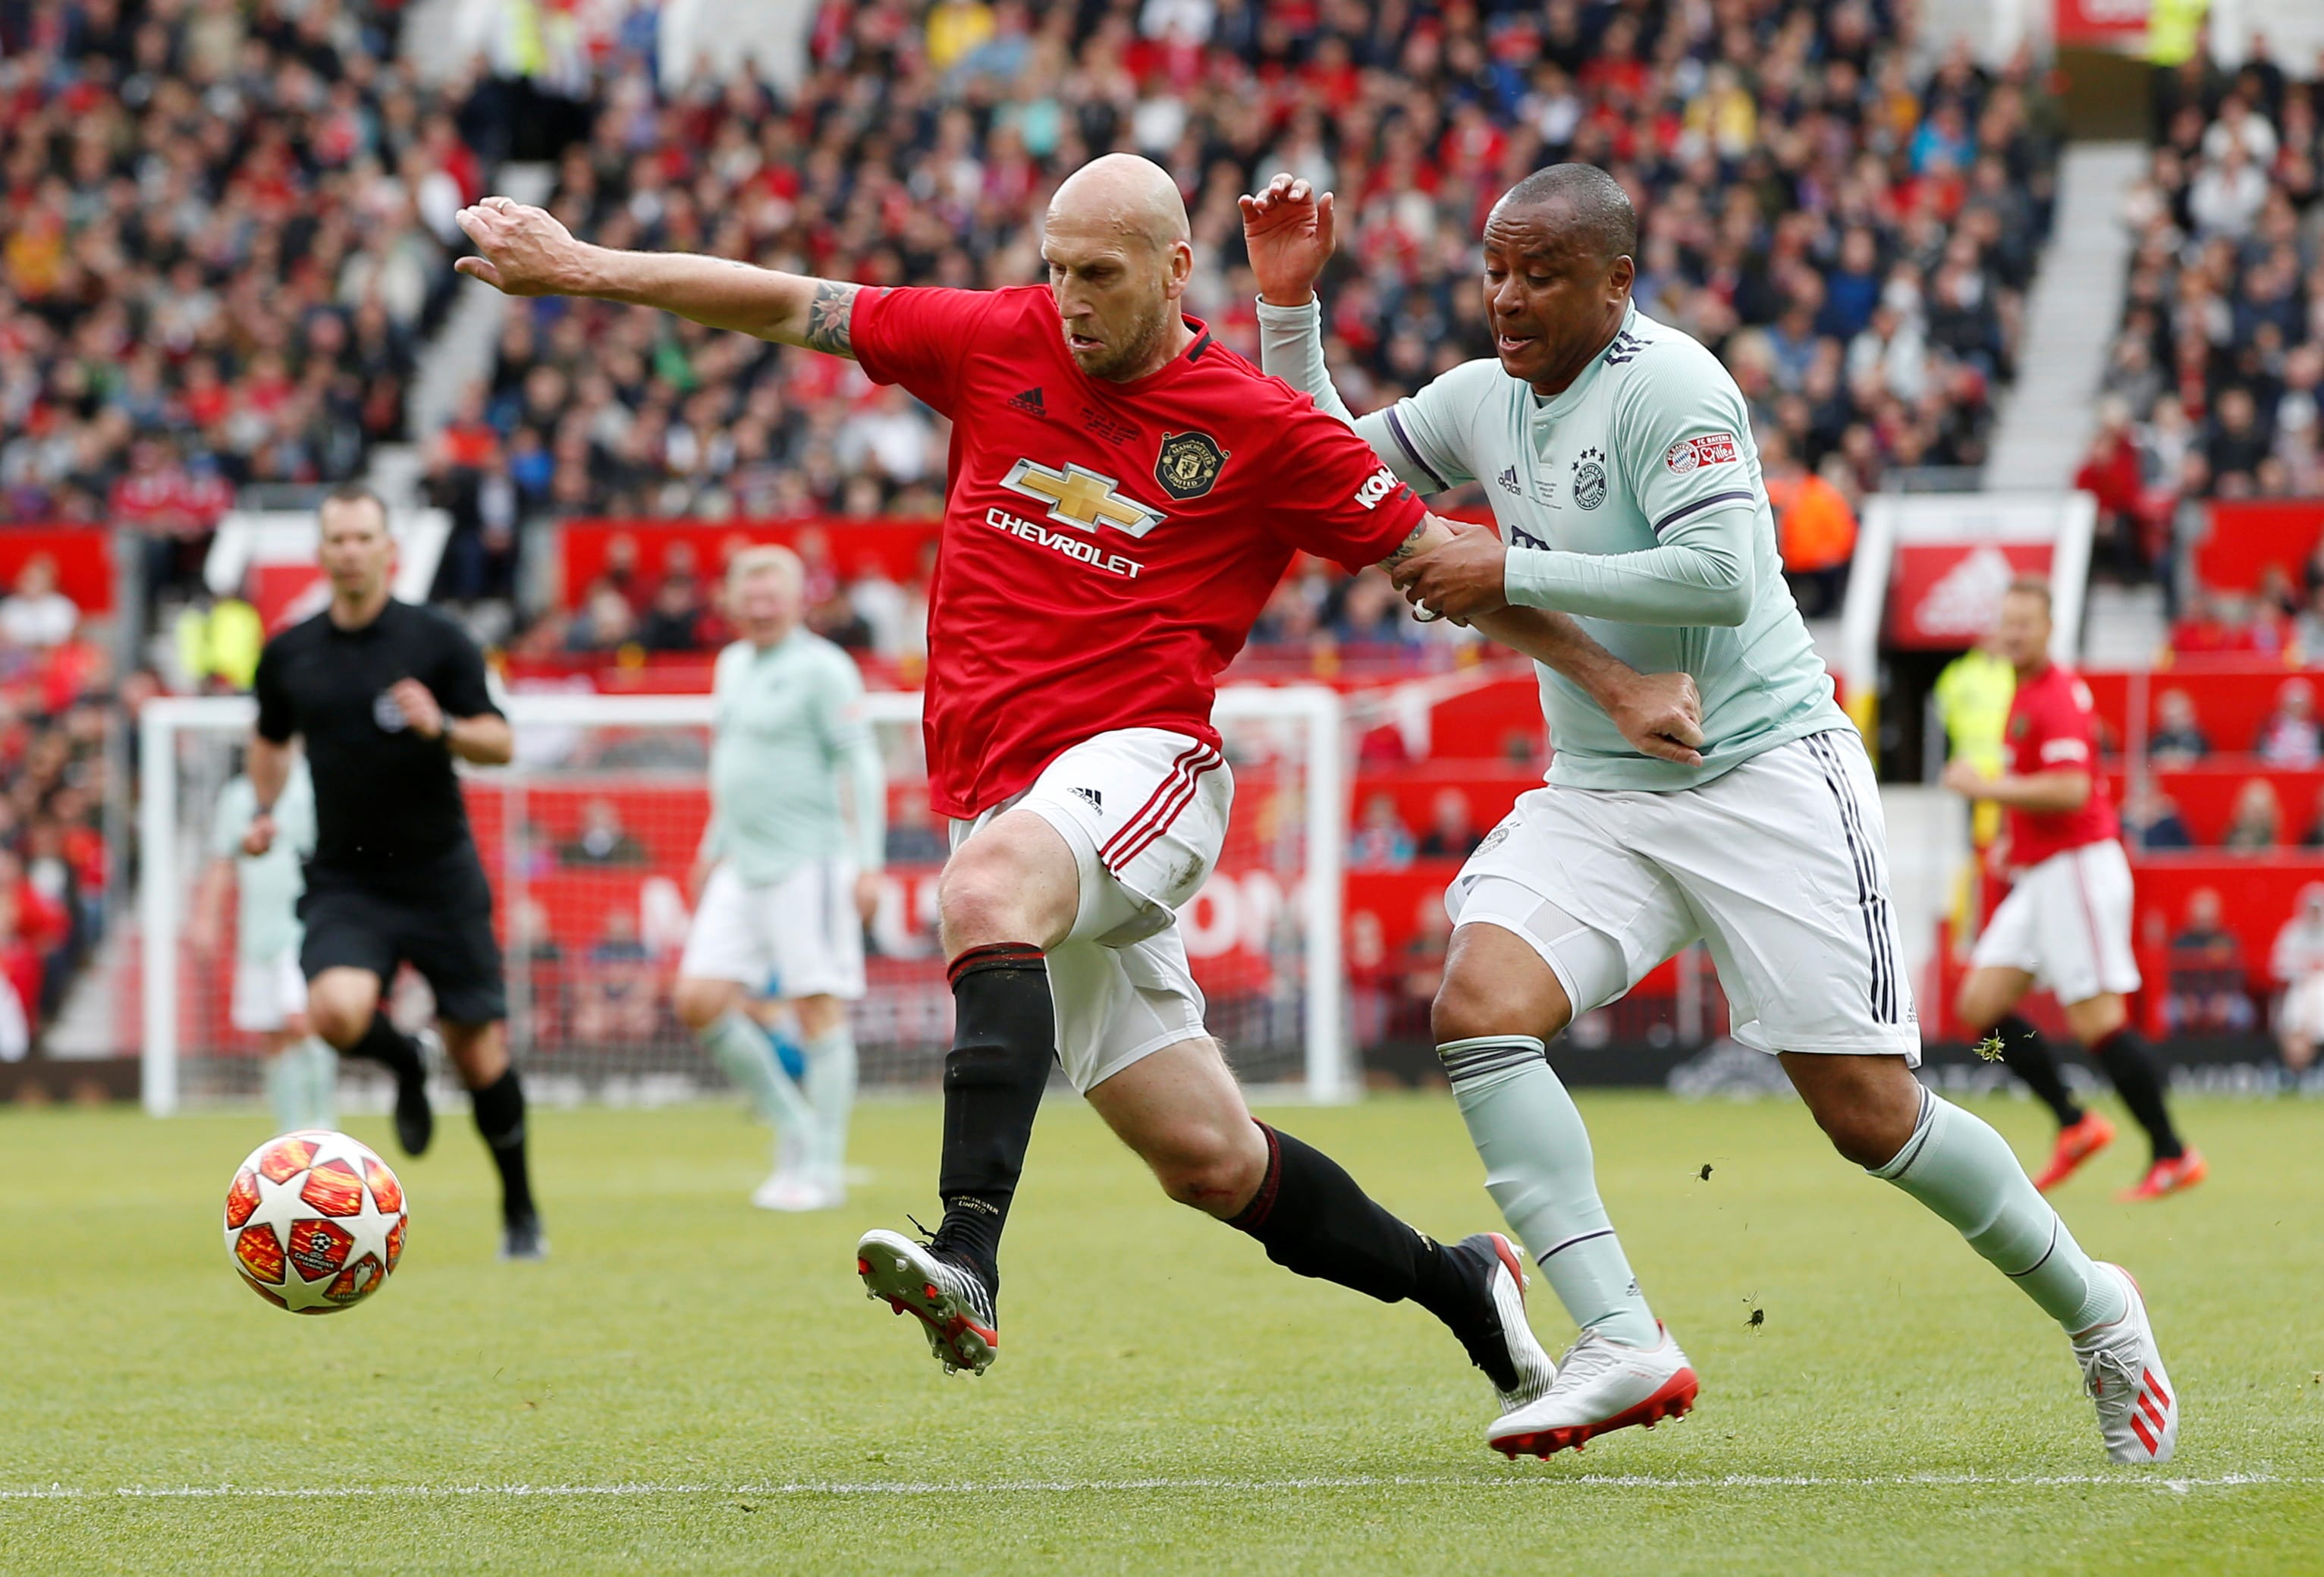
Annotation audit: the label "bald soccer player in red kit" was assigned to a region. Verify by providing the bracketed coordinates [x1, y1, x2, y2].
[454, 155, 1707, 1426]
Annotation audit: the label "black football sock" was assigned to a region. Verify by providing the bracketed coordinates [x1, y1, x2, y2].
[1993, 1013, 2084, 1128]
[928, 944, 1056, 1293]
[1226, 1123, 1471, 1324]
[470, 1067, 537, 1221]
[2089, 1027, 2184, 1162]
[344, 1011, 425, 1085]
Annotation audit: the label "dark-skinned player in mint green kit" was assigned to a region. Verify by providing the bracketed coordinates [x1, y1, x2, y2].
[1246, 162, 2177, 1465]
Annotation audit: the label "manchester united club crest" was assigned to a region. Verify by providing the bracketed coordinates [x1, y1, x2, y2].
[1154, 431, 1229, 501]
[1571, 446, 1608, 510]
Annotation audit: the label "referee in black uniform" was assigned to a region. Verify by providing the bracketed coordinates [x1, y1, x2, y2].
[243, 485, 545, 1259]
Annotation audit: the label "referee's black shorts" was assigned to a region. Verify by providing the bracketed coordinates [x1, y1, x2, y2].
[298, 850, 507, 1026]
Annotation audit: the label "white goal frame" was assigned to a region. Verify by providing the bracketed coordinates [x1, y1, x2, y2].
[137, 685, 1349, 1114]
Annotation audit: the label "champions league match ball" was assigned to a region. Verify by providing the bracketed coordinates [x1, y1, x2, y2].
[223, 1130, 408, 1314]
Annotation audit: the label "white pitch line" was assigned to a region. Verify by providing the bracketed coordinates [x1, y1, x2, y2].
[0, 1472, 2310, 1501]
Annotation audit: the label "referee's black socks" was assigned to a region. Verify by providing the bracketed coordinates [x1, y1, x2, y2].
[345, 1012, 425, 1085]
[929, 943, 1056, 1293]
[470, 1067, 536, 1222]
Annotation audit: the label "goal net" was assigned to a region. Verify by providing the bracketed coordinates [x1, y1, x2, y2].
[137, 686, 1347, 1114]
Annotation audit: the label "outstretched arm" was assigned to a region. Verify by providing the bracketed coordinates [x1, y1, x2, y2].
[1384, 517, 1705, 766]
[455, 197, 860, 357]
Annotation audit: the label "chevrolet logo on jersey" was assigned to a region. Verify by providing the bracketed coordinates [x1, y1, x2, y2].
[1000, 459, 1166, 539]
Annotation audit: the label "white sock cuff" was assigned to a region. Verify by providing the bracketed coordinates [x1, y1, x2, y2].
[1437, 1035, 1549, 1085]
[1867, 1084, 1939, 1180]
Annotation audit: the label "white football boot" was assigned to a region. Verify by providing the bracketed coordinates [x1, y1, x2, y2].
[856, 1228, 999, 1375]
[1487, 1323, 1699, 1458]
[2073, 1262, 2178, 1463]
[752, 1170, 845, 1212]
[1453, 1233, 1559, 1413]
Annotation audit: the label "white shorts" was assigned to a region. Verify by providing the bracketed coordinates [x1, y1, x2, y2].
[231, 950, 308, 1034]
[952, 727, 1230, 1094]
[1448, 728, 1922, 1063]
[2279, 972, 2324, 1040]
[1971, 839, 2141, 1005]
[679, 857, 867, 1000]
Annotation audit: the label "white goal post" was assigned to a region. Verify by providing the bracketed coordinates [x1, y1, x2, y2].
[137, 684, 1349, 1114]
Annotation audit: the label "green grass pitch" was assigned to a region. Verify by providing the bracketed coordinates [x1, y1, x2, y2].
[2, 1090, 2319, 1574]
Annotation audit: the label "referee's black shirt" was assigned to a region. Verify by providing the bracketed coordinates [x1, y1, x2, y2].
[253, 599, 502, 886]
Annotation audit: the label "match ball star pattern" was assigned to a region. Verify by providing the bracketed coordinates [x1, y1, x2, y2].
[222, 1130, 408, 1315]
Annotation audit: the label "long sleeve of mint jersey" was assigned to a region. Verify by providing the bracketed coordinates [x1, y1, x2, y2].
[1503, 504, 1756, 627]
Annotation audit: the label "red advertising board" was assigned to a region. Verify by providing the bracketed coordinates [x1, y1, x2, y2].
[1885, 541, 2055, 649]
[0, 527, 114, 614]
[2054, 0, 2150, 49]
[559, 520, 941, 609]
[2190, 499, 2324, 595]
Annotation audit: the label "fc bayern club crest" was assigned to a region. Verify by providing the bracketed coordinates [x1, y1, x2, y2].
[1154, 430, 1229, 500]
[1571, 446, 1608, 510]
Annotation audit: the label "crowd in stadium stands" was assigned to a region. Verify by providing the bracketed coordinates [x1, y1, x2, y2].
[2087, 48, 2324, 617]
[0, 561, 116, 1055]
[0, 0, 485, 595]
[469, 0, 2057, 645]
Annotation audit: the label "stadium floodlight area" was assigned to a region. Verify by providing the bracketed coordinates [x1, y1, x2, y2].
[137, 685, 1349, 1114]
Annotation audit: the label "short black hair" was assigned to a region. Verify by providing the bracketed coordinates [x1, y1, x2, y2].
[320, 482, 387, 519]
[1497, 163, 1638, 264]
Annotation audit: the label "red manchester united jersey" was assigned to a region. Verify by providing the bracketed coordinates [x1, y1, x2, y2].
[852, 284, 1426, 817]
[2003, 661, 2119, 867]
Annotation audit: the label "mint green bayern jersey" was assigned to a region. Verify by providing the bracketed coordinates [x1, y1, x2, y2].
[1261, 298, 1849, 790]
[210, 762, 315, 962]
[703, 630, 886, 886]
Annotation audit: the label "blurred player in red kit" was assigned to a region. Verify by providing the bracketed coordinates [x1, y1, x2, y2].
[1946, 578, 2203, 1201]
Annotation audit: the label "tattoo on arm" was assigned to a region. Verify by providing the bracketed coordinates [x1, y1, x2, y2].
[801, 281, 859, 357]
[1380, 522, 1429, 567]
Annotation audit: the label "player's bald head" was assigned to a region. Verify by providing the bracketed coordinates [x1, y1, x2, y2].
[1047, 153, 1191, 254]
[1043, 154, 1195, 382]
[1492, 163, 1638, 266]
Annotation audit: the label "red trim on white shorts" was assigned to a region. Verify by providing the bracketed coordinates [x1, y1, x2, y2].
[1099, 743, 1222, 874]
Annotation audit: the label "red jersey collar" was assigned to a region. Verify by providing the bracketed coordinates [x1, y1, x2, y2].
[1069, 314, 1214, 397]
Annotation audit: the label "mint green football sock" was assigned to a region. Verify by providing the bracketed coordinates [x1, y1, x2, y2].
[1440, 1035, 1660, 1348]
[702, 1009, 815, 1148]
[303, 1037, 338, 1129]
[1871, 1087, 2127, 1332]
[802, 1023, 857, 1184]
[265, 1044, 307, 1135]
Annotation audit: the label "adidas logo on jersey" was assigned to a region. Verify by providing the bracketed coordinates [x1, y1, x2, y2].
[1010, 388, 1047, 415]
[1496, 466, 1522, 495]
[1070, 786, 1102, 811]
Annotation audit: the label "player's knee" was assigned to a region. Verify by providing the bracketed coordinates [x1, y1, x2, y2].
[1794, 1059, 1924, 1170]
[304, 982, 375, 1048]
[1431, 963, 1570, 1047]
[937, 856, 1041, 951]
[1142, 1120, 1264, 1214]
[673, 977, 735, 1032]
